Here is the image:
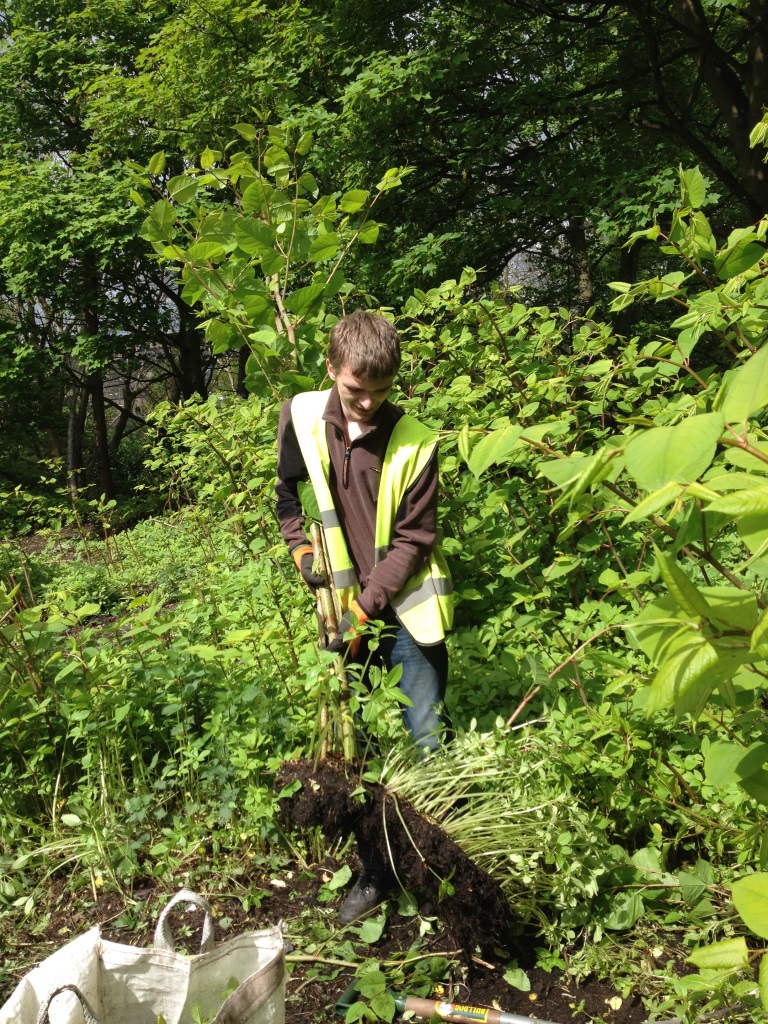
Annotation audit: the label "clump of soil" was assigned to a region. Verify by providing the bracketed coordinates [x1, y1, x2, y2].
[277, 757, 514, 953]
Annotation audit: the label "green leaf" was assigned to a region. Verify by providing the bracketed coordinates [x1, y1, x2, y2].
[233, 122, 258, 142]
[687, 937, 749, 969]
[298, 172, 319, 196]
[370, 992, 396, 1022]
[242, 180, 273, 216]
[760, 953, 768, 1011]
[147, 151, 166, 175]
[624, 414, 724, 490]
[263, 146, 292, 177]
[704, 740, 768, 787]
[235, 219, 276, 256]
[166, 174, 198, 204]
[298, 480, 321, 521]
[706, 486, 768, 517]
[732, 873, 768, 938]
[677, 871, 706, 905]
[375, 166, 413, 191]
[467, 425, 523, 478]
[295, 131, 314, 156]
[718, 345, 768, 424]
[149, 199, 177, 233]
[60, 813, 82, 827]
[327, 865, 352, 891]
[680, 167, 707, 210]
[654, 549, 712, 620]
[261, 251, 286, 276]
[752, 606, 768, 653]
[114, 703, 131, 724]
[309, 232, 339, 261]
[716, 238, 765, 280]
[200, 146, 218, 169]
[624, 481, 680, 523]
[358, 221, 380, 244]
[602, 893, 644, 930]
[646, 635, 719, 714]
[186, 241, 226, 263]
[358, 917, 385, 943]
[283, 282, 325, 318]
[503, 967, 531, 992]
[741, 768, 768, 804]
[339, 189, 369, 213]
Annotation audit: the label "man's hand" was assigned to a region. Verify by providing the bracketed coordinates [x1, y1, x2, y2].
[326, 600, 369, 658]
[292, 544, 325, 593]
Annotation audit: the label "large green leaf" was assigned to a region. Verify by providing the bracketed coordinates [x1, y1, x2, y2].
[624, 414, 724, 490]
[283, 281, 325, 318]
[538, 453, 591, 488]
[740, 768, 768, 804]
[706, 486, 768, 517]
[716, 238, 765, 280]
[645, 635, 718, 714]
[760, 954, 768, 1012]
[602, 893, 645, 931]
[687, 937, 749, 969]
[235, 219, 276, 256]
[309, 232, 339, 261]
[468, 425, 523, 478]
[718, 345, 768, 424]
[166, 174, 198, 204]
[680, 167, 707, 210]
[732, 873, 768, 938]
[704, 740, 768, 787]
[149, 199, 177, 233]
[654, 549, 712, 620]
[339, 189, 369, 213]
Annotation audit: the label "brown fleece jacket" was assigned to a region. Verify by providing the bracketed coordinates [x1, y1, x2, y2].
[275, 386, 438, 619]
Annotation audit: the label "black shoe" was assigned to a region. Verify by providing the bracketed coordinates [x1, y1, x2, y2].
[338, 876, 384, 925]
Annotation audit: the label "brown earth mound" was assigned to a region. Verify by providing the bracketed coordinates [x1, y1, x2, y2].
[277, 756, 515, 953]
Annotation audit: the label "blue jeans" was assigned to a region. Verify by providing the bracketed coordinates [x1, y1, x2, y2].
[355, 624, 450, 754]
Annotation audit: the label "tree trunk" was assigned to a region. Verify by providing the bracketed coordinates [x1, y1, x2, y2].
[87, 369, 114, 500]
[564, 218, 595, 314]
[67, 382, 88, 500]
[236, 345, 249, 398]
[670, 0, 768, 218]
[176, 301, 209, 400]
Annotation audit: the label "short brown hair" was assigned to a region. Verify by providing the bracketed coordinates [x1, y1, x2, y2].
[327, 310, 401, 379]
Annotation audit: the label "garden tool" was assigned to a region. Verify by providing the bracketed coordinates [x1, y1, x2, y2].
[335, 981, 560, 1024]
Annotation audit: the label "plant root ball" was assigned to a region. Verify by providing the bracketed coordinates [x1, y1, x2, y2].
[277, 757, 514, 952]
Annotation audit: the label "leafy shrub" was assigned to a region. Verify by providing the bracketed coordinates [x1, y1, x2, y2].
[0, 542, 56, 605]
[42, 561, 123, 611]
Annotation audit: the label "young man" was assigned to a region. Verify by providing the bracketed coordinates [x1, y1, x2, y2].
[275, 309, 453, 923]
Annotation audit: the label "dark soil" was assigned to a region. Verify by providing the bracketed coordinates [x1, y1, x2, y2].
[277, 757, 514, 952]
[1, 865, 648, 1024]
[1, 758, 649, 1024]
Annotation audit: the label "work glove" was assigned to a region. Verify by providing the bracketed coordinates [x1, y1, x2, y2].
[292, 544, 325, 593]
[326, 599, 369, 658]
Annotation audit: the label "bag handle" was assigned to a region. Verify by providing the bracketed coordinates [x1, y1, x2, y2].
[153, 889, 216, 953]
[36, 984, 101, 1024]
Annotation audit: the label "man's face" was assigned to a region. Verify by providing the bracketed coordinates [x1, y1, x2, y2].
[326, 359, 394, 424]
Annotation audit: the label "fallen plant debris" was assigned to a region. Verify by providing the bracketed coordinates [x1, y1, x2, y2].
[277, 756, 515, 953]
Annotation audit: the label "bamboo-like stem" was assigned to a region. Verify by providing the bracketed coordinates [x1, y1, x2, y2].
[310, 522, 358, 760]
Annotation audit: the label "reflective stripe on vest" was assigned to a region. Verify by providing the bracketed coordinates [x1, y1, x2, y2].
[291, 390, 453, 644]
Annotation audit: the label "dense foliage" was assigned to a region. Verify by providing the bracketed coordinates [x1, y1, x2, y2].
[3, 2, 768, 1021]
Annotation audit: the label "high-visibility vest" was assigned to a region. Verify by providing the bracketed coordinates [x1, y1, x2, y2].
[291, 390, 453, 645]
